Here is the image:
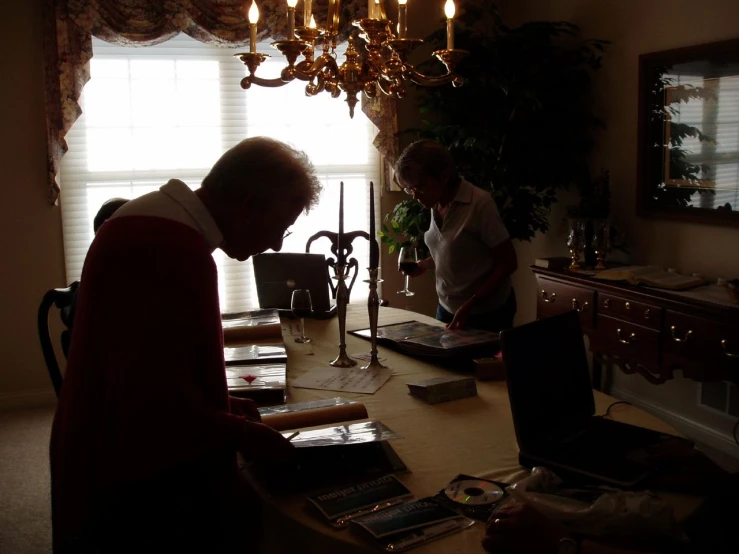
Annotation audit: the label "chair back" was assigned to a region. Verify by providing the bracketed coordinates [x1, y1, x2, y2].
[38, 281, 79, 398]
[305, 230, 369, 298]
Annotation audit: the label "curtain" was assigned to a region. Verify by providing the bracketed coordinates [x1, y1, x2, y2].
[43, 0, 392, 205]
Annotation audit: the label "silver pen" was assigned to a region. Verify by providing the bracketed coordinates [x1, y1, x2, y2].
[285, 431, 300, 441]
[386, 519, 461, 552]
[332, 497, 411, 528]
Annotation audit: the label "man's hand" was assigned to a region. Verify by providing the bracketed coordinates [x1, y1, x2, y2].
[240, 421, 296, 467]
[482, 503, 566, 554]
[229, 396, 261, 422]
[404, 256, 432, 278]
[448, 299, 474, 330]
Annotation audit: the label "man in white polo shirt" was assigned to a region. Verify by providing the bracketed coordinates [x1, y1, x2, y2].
[394, 140, 518, 332]
[51, 137, 322, 553]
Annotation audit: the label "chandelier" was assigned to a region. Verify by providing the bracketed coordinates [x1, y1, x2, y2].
[234, 0, 468, 117]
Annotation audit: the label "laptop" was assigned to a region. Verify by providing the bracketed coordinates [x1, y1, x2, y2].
[500, 310, 690, 488]
[253, 253, 337, 319]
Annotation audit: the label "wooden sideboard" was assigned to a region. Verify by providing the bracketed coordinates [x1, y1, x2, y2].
[532, 266, 739, 390]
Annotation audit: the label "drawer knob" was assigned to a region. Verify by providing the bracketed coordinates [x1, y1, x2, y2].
[572, 299, 589, 313]
[625, 302, 631, 310]
[670, 326, 693, 343]
[644, 309, 651, 320]
[617, 328, 637, 345]
[721, 339, 739, 358]
[603, 299, 610, 309]
[541, 290, 556, 303]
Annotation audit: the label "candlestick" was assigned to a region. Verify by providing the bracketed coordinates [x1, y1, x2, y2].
[445, 0, 455, 50]
[304, 0, 312, 25]
[329, 264, 357, 368]
[362, 268, 386, 370]
[287, 0, 297, 38]
[398, 0, 407, 39]
[369, 182, 378, 269]
[248, 1, 259, 53]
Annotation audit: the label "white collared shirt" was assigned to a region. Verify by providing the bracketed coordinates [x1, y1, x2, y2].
[425, 178, 511, 314]
[109, 179, 223, 252]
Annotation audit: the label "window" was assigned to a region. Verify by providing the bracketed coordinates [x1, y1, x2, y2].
[664, 73, 739, 209]
[60, 34, 381, 312]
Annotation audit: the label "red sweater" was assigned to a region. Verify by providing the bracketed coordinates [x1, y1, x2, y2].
[50, 216, 246, 551]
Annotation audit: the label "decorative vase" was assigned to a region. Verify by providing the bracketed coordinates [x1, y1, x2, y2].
[566, 218, 587, 270]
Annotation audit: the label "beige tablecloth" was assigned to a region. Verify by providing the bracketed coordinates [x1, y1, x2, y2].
[256, 305, 693, 554]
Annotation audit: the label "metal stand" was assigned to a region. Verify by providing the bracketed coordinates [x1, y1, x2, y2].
[361, 267, 387, 370]
[329, 264, 357, 368]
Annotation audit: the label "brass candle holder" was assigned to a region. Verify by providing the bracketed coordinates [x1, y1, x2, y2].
[329, 263, 357, 368]
[362, 267, 386, 370]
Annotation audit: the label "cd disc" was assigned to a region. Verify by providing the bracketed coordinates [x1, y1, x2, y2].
[444, 479, 504, 506]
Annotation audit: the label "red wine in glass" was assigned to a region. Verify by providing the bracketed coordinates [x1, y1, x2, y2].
[399, 261, 419, 275]
[397, 246, 418, 296]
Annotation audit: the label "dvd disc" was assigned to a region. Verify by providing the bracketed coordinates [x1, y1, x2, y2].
[444, 479, 504, 506]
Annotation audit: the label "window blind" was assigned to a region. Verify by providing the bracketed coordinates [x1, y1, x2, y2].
[60, 34, 381, 312]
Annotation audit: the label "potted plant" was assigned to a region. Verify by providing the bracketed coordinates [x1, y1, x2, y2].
[379, 199, 431, 256]
[394, 0, 607, 244]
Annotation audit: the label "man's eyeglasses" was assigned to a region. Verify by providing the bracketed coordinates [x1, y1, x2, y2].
[282, 229, 293, 240]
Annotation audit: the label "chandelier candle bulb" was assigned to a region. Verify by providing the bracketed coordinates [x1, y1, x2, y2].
[445, 0, 455, 50]
[398, 0, 407, 39]
[304, 0, 312, 25]
[248, 1, 259, 53]
[287, 0, 297, 38]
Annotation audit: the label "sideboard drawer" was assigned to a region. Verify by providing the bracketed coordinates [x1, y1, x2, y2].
[594, 315, 661, 368]
[536, 276, 595, 329]
[664, 311, 739, 383]
[599, 293, 662, 331]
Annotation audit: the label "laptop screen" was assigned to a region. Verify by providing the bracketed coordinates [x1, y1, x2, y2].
[253, 253, 333, 313]
[500, 311, 596, 452]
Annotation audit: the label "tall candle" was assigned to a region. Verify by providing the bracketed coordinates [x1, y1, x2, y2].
[338, 181, 345, 265]
[398, 0, 407, 38]
[304, 0, 312, 25]
[368, 0, 374, 18]
[248, 1, 259, 53]
[369, 181, 379, 269]
[444, 0, 455, 50]
[287, 0, 297, 38]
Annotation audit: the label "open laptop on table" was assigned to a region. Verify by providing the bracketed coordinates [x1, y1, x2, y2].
[253, 253, 337, 319]
[500, 310, 690, 488]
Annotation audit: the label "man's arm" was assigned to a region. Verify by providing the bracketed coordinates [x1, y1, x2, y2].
[448, 238, 517, 329]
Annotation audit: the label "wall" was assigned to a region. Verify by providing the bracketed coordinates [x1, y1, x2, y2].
[0, 0, 67, 408]
[495, 0, 739, 454]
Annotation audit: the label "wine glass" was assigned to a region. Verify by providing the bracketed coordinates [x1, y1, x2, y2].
[291, 289, 312, 343]
[397, 246, 418, 296]
[592, 219, 610, 270]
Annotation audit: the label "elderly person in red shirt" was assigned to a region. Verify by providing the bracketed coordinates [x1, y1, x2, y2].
[51, 137, 322, 554]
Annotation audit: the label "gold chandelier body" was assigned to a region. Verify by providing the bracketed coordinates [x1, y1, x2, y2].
[234, 1, 468, 117]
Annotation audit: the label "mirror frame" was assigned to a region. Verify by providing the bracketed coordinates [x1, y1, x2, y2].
[636, 37, 739, 228]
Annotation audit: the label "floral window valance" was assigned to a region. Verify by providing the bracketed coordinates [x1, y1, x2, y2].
[44, 0, 398, 205]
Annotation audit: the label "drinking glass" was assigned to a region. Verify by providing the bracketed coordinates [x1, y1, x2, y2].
[397, 246, 418, 296]
[291, 289, 312, 343]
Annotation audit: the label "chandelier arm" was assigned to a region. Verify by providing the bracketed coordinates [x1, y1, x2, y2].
[242, 74, 295, 88]
[404, 69, 457, 88]
[293, 55, 339, 83]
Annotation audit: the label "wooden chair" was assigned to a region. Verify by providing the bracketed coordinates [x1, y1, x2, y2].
[38, 281, 79, 398]
[305, 231, 389, 306]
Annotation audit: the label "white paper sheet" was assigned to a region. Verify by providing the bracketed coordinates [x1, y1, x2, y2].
[291, 366, 393, 394]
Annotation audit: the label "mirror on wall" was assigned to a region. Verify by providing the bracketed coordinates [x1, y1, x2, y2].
[637, 38, 739, 227]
